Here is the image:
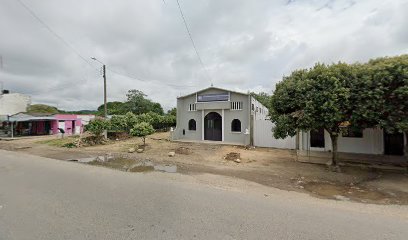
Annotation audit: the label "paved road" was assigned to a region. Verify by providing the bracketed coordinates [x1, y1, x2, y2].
[0, 150, 407, 240]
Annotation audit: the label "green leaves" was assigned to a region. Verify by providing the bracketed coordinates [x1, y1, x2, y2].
[85, 118, 110, 137]
[109, 112, 176, 133]
[270, 62, 356, 136]
[130, 122, 155, 138]
[130, 122, 155, 146]
[352, 55, 408, 133]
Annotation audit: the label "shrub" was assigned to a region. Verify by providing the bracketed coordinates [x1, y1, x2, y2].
[85, 118, 110, 143]
[130, 122, 155, 146]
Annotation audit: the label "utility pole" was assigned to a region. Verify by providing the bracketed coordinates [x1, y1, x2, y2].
[103, 64, 107, 118]
[91, 57, 108, 119]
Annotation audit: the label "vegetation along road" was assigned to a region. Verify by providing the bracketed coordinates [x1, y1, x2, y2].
[0, 150, 407, 240]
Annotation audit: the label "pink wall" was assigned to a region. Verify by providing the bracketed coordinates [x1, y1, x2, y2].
[51, 120, 59, 134]
[52, 114, 83, 135]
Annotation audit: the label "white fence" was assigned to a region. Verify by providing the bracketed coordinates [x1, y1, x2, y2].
[253, 119, 296, 149]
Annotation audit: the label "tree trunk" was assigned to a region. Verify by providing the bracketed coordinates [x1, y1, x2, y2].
[143, 137, 146, 146]
[329, 134, 338, 166]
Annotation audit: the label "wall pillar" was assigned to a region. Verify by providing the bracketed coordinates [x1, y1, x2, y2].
[201, 110, 204, 141]
[221, 109, 225, 142]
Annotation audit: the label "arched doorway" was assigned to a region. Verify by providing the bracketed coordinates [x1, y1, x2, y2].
[204, 112, 222, 141]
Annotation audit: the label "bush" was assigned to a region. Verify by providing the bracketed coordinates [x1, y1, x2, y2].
[130, 122, 155, 146]
[85, 118, 110, 143]
[110, 115, 128, 132]
[107, 111, 177, 134]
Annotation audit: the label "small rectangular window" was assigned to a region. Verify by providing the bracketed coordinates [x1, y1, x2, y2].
[231, 101, 243, 110]
[188, 104, 196, 111]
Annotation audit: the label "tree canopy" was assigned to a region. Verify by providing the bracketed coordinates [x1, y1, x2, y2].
[250, 92, 271, 108]
[269, 54, 408, 167]
[126, 89, 164, 115]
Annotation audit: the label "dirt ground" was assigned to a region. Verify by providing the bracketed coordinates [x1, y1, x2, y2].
[1, 132, 408, 205]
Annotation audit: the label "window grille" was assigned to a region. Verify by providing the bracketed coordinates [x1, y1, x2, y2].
[188, 104, 196, 111]
[231, 101, 243, 110]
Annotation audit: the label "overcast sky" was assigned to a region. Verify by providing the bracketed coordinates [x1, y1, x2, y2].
[0, 0, 407, 111]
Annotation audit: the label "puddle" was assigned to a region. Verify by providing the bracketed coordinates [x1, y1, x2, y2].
[70, 155, 113, 163]
[82, 156, 177, 174]
[129, 160, 177, 173]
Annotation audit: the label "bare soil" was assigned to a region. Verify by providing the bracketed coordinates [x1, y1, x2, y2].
[1, 132, 408, 205]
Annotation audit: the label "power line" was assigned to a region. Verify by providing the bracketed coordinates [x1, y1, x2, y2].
[15, 0, 96, 69]
[15, 0, 196, 90]
[106, 67, 195, 88]
[176, 0, 212, 83]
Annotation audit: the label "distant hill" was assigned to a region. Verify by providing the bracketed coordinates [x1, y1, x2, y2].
[27, 104, 96, 115]
[59, 109, 97, 115]
[27, 104, 59, 114]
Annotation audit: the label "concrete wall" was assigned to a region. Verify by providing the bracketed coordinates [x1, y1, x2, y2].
[223, 92, 250, 145]
[173, 88, 250, 145]
[250, 97, 269, 120]
[253, 119, 296, 149]
[173, 94, 202, 141]
[299, 128, 386, 155]
[0, 93, 31, 116]
[53, 114, 82, 135]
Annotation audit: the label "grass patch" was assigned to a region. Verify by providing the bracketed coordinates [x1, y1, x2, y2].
[37, 137, 79, 147]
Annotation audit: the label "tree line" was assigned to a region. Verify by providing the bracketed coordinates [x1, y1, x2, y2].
[85, 90, 177, 145]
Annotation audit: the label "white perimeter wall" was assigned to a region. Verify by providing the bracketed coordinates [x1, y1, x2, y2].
[299, 128, 384, 155]
[253, 119, 296, 149]
[0, 93, 31, 116]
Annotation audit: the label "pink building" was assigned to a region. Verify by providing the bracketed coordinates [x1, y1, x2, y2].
[52, 114, 83, 135]
[6, 113, 95, 136]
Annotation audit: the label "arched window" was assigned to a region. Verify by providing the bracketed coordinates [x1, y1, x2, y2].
[188, 119, 196, 131]
[231, 119, 241, 132]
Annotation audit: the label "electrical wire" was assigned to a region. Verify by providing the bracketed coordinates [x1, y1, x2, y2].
[15, 0, 196, 90]
[106, 67, 195, 88]
[176, 0, 212, 83]
[15, 0, 96, 69]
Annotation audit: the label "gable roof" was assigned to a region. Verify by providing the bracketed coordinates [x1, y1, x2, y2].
[177, 86, 249, 99]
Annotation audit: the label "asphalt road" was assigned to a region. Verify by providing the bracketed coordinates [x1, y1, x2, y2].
[0, 150, 407, 240]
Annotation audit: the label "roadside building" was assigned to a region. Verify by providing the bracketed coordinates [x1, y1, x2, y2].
[0, 90, 31, 120]
[171, 86, 405, 166]
[3, 113, 95, 137]
[171, 86, 296, 148]
[297, 128, 407, 163]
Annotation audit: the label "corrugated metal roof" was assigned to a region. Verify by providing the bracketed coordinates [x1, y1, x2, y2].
[7, 113, 56, 122]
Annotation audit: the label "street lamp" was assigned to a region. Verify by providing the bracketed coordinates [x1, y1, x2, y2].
[91, 57, 107, 118]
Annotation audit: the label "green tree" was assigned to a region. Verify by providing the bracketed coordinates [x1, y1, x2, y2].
[270, 63, 357, 167]
[250, 92, 271, 108]
[109, 115, 128, 131]
[126, 89, 163, 115]
[130, 122, 155, 146]
[167, 107, 177, 117]
[96, 101, 128, 116]
[124, 112, 138, 132]
[85, 118, 110, 142]
[352, 55, 408, 157]
[27, 104, 59, 114]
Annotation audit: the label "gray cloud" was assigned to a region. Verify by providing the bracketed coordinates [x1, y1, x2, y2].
[0, 0, 407, 111]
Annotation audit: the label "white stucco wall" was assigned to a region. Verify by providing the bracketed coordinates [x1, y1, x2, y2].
[299, 128, 385, 155]
[0, 93, 31, 116]
[250, 97, 269, 120]
[253, 119, 296, 149]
